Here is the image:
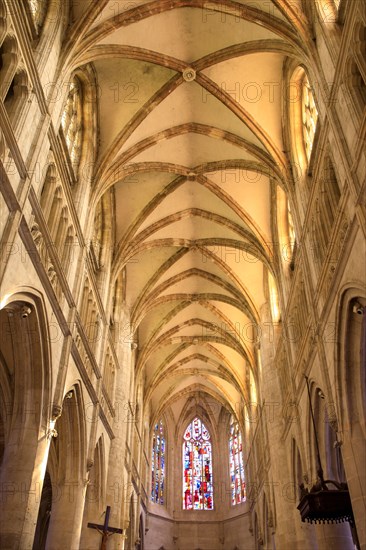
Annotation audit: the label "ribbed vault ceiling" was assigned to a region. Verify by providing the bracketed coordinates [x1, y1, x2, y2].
[66, 0, 308, 423]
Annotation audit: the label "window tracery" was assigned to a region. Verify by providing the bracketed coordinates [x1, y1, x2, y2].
[151, 420, 165, 505]
[61, 77, 83, 174]
[302, 75, 318, 162]
[183, 417, 213, 510]
[229, 416, 245, 505]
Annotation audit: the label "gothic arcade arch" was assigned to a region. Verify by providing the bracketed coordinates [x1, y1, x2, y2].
[35, 382, 88, 550]
[0, 290, 52, 548]
[334, 287, 366, 545]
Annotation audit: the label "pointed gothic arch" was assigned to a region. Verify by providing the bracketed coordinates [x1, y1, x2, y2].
[39, 383, 87, 550]
[0, 291, 52, 548]
[334, 288, 366, 546]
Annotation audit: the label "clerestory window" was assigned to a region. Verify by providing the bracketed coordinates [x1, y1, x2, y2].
[229, 415, 246, 505]
[302, 74, 318, 162]
[151, 420, 165, 505]
[28, 0, 47, 32]
[61, 77, 83, 175]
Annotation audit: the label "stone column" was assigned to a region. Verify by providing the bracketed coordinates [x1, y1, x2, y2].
[257, 303, 298, 549]
[0, 427, 51, 549]
[45, 479, 87, 550]
[106, 316, 134, 550]
[315, 523, 355, 550]
[341, 424, 366, 549]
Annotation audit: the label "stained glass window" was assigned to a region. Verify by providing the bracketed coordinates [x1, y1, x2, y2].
[183, 417, 213, 510]
[61, 77, 83, 174]
[229, 416, 246, 505]
[302, 75, 318, 162]
[151, 420, 165, 504]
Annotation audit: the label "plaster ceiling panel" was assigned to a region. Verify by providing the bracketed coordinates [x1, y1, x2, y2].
[143, 342, 182, 370]
[126, 133, 259, 167]
[155, 302, 235, 336]
[145, 248, 243, 293]
[152, 374, 235, 409]
[130, 180, 197, 234]
[163, 322, 219, 339]
[137, 300, 185, 343]
[157, 276, 235, 301]
[89, 0, 154, 29]
[204, 170, 272, 241]
[209, 343, 247, 379]
[207, 300, 254, 329]
[205, 302, 256, 354]
[124, 246, 179, 307]
[93, 58, 177, 156]
[98, 8, 280, 60]
[230, 0, 291, 22]
[152, 374, 241, 410]
[146, 364, 226, 400]
[138, 298, 194, 333]
[114, 171, 177, 242]
[149, 343, 231, 369]
[202, 53, 284, 151]
[119, 81, 266, 155]
[208, 249, 266, 309]
[166, 362, 229, 382]
[144, 345, 224, 382]
[139, 216, 251, 244]
[209, 300, 258, 349]
[134, 180, 258, 236]
[167, 394, 226, 426]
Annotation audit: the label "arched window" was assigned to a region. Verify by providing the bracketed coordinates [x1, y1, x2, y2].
[316, 0, 341, 23]
[151, 420, 165, 504]
[183, 417, 213, 510]
[287, 200, 296, 253]
[28, 0, 47, 32]
[268, 271, 280, 323]
[302, 75, 318, 162]
[229, 415, 245, 505]
[61, 77, 83, 175]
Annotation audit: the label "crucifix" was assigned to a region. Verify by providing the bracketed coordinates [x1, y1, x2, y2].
[88, 506, 123, 550]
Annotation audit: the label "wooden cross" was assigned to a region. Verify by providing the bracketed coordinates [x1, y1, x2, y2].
[87, 506, 123, 550]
